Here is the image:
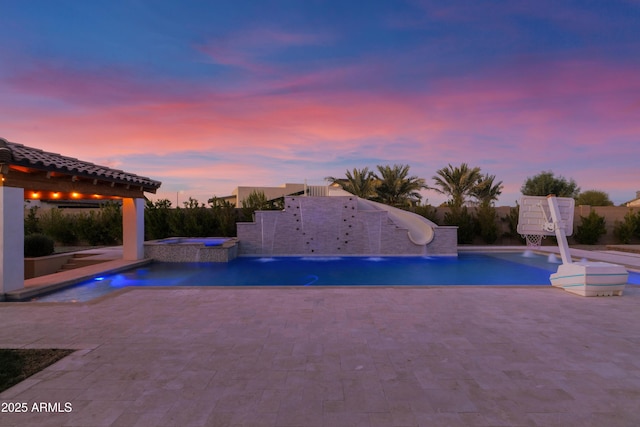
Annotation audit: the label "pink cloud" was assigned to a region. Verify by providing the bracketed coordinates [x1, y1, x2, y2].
[196, 27, 333, 72]
[7, 63, 144, 106]
[2, 50, 638, 205]
[5, 55, 637, 157]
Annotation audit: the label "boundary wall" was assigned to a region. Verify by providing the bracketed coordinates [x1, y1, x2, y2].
[432, 205, 639, 245]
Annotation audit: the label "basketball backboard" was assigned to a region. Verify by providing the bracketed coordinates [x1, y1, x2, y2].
[517, 195, 574, 236]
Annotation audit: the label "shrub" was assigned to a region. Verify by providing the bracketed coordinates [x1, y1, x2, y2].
[181, 204, 218, 237]
[145, 199, 173, 240]
[38, 208, 78, 245]
[444, 206, 476, 244]
[76, 205, 122, 246]
[24, 206, 41, 235]
[575, 190, 613, 206]
[209, 198, 238, 237]
[24, 234, 55, 257]
[613, 210, 638, 244]
[476, 204, 499, 244]
[413, 204, 439, 224]
[573, 210, 606, 245]
[500, 205, 525, 244]
[98, 202, 123, 243]
[241, 190, 270, 221]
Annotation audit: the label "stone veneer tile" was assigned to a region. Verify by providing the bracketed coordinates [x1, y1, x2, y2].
[238, 196, 456, 256]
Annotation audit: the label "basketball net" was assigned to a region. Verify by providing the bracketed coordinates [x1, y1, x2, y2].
[522, 233, 544, 247]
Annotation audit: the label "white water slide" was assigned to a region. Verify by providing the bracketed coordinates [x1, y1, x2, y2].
[327, 187, 436, 245]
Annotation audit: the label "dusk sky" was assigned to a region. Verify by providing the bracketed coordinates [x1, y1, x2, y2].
[1, 0, 638, 206]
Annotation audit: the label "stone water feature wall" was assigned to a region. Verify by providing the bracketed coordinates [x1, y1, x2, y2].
[237, 196, 457, 256]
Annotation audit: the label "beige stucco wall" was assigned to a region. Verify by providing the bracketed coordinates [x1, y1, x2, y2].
[431, 205, 640, 245]
[24, 253, 74, 279]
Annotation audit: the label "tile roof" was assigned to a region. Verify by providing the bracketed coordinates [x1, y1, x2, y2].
[0, 138, 161, 191]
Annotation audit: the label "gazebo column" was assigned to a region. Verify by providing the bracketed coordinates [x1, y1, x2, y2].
[0, 186, 24, 293]
[123, 197, 145, 260]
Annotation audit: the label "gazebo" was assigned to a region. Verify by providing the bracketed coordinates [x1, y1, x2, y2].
[0, 137, 162, 295]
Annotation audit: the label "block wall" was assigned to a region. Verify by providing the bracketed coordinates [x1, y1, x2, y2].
[426, 226, 458, 256]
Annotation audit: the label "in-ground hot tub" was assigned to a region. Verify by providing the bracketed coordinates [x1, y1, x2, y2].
[144, 237, 239, 262]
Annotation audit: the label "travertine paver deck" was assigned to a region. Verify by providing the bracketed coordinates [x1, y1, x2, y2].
[1, 284, 640, 427]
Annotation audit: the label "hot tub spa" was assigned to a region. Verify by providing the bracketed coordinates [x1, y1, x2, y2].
[144, 237, 238, 262]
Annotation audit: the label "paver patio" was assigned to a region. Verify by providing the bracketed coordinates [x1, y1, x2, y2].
[1, 283, 639, 426]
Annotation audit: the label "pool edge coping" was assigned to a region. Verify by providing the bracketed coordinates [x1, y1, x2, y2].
[5, 245, 640, 303]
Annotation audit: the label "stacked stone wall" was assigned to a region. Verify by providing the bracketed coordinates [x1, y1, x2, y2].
[237, 196, 457, 256]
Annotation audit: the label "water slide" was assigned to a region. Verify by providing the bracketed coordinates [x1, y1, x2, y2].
[356, 198, 436, 245]
[327, 187, 436, 245]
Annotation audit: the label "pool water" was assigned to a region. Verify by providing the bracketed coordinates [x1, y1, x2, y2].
[30, 252, 640, 303]
[157, 237, 228, 247]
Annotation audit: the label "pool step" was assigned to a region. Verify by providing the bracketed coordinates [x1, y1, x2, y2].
[57, 254, 107, 272]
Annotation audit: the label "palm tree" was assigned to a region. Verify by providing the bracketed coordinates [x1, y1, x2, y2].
[472, 174, 503, 244]
[373, 164, 427, 207]
[325, 167, 377, 198]
[430, 163, 482, 208]
[471, 174, 503, 207]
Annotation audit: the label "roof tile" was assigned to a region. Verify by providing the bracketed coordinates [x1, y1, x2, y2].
[1, 138, 162, 191]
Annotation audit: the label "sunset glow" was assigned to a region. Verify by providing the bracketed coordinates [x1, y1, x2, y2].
[1, 1, 638, 205]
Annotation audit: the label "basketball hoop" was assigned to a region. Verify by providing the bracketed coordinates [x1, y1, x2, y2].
[517, 195, 574, 249]
[522, 233, 544, 247]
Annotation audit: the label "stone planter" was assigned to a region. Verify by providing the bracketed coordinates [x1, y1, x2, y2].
[24, 253, 74, 279]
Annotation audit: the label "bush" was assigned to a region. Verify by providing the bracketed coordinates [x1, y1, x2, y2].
[179, 199, 219, 237]
[241, 190, 270, 221]
[444, 206, 476, 244]
[476, 204, 499, 244]
[573, 210, 606, 245]
[209, 198, 238, 237]
[145, 199, 173, 240]
[24, 206, 41, 235]
[38, 209, 78, 245]
[24, 234, 55, 257]
[413, 204, 439, 224]
[75, 203, 122, 245]
[613, 210, 639, 244]
[500, 205, 525, 244]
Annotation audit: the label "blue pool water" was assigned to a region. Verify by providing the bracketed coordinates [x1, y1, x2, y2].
[30, 252, 640, 303]
[157, 237, 228, 247]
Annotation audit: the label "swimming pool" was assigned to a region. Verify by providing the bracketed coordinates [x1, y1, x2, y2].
[155, 237, 230, 246]
[29, 252, 639, 303]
